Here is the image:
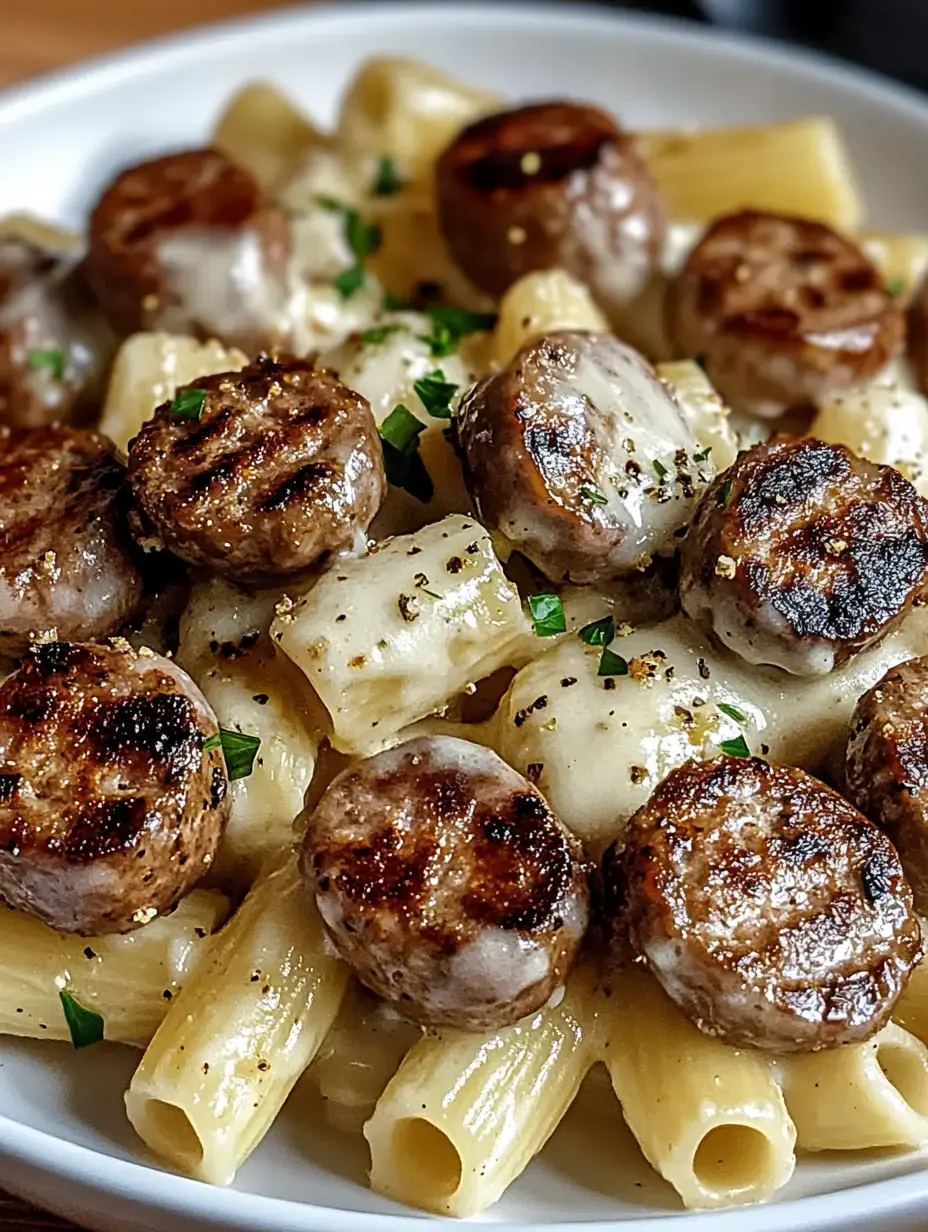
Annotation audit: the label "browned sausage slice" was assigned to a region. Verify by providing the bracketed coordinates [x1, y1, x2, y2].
[302, 735, 590, 1031]
[609, 755, 922, 1051]
[668, 211, 903, 417]
[847, 656, 928, 912]
[127, 354, 386, 581]
[86, 148, 292, 353]
[0, 426, 145, 656]
[679, 436, 928, 675]
[0, 237, 115, 429]
[0, 641, 229, 935]
[456, 330, 712, 583]
[436, 102, 665, 310]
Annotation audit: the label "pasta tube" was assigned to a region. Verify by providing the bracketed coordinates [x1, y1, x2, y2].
[125, 859, 348, 1185]
[782, 1022, 928, 1151]
[601, 965, 796, 1210]
[336, 57, 501, 183]
[311, 981, 423, 1133]
[273, 514, 531, 753]
[99, 332, 247, 454]
[0, 891, 228, 1047]
[212, 81, 327, 194]
[861, 230, 928, 302]
[656, 359, 738, 471]
[492, 269, 609, 366]
[892, 955, 928, 1045]
[639, 116, 863, 229]
[365, 962, 601, 1216]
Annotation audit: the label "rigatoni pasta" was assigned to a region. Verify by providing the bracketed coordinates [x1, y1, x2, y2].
[125, 859, 349, 1186]
[364, 962, 601, 1216]
[0, 891, 228, 1047]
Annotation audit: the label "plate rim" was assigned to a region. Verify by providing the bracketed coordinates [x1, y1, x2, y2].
[4, 2, 928, 1228]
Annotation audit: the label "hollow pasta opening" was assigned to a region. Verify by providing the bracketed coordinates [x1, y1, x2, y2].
[692, 1124, 774, 1196]
[878, 1042, 928, 1117]
[143, 1100, 205, 1171]
[391, 1117, 463, 1200]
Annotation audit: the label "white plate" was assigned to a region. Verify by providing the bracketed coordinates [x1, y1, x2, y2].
[4, 4, 928, 1230]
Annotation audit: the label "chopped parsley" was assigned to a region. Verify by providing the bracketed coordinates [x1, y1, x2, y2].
[59, 989, 104, 1049]
[529, 593, 566, 638]
[373, 155, 403, 197]
[692, 447, 712, 464]
[379, 405, 433, 503]
[205, 729, 261, 781]
[419, 306, 498, 357]
[653, 459, 669, 481]
[579, 616, 615, 647]
[580, 485, 607, 505]
[414, 369, 458, 419]
[718, 702, 749, 725]
[383, 292, 414, 311]
[28, 348, 65, 380]
[886, 277, 905, 297]
[345, 211, 382, 262]
[720, 734, 750, 758]
[361, 323, 404, 346]
[314, 194, 345, 212]
[598, 647, 629, 677]
[170, 388, 207, 419]
[333, 266, 366, 299]
[716, 479, 734, 508]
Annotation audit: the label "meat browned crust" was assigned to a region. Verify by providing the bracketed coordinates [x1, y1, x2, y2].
[609, 755, 922, 1051]
[679, 436, 928, 675]
[127, 354, 386, 581]
[302, 735, 590, 1030]
[0, 641, 229, 935]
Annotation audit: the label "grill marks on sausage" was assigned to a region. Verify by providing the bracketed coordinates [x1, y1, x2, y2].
[609, 756, 922, 1051]
[846, 656, 928, 913]
[680, 437, 928, 672]
[0, 642, 228, 935]
[303, 736, 589, 1031]
[127, 354, 385, 581]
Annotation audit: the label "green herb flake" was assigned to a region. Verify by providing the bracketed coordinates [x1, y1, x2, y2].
[314, 194, 345, 212]
[216, 729, 261, 781]
[886, 277, 905, 297]
[580, 485, 608, 505]
[373, 155, 403, 197]
[380, 405, 433, 503]
[170, 388, 207, 420]
[718, 702, 749, 726]
[28, 348, 65, 380]
[361, 324, 403, 346]
[598, 647, 629, 677]
[59, 989, 104, 1049]
[419, 319, 458, 358]
[429, 306, 497, 336]
[717, 479, 734, 508]
[529, 594, 566, 638]
[653, 459, 669, 481]
[334, 266, 366, 299]
[383, 292, 414, 311]
[579, 616, 615, 647]
[693, 447, 712, 464]
[414, 369, 458, 419]
[345, 211, 382, 262]
[720, 734, 750, 758]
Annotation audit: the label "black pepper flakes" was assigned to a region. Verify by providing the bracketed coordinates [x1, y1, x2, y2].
[697, 658, 711, 680]
[525, 762, 544, 783]
[560, 677, 577, 688]
[398, 594, 419, 623]
[446, 556, 464, 574]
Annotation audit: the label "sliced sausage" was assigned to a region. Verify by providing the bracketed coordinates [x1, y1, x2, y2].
[907, 270, 928, 397]
[679, 436, 928, 675]
[847, 656, 928, 912]
[86, 148, 292, 353]
[0, 426, 145, 656]
[609, 755, 922, 1051]
[0, 237, 115, 428]
[456, 330, 713, 583]
[0, 640, 229, 935]
[127, 354, 385, 581]
[302, 735, 590, 1031]
[668, 211, 903, 417]
[436, 102, 665, 311]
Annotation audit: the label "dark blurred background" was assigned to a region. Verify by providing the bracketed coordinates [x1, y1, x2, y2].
[623, 0, 928, 94]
